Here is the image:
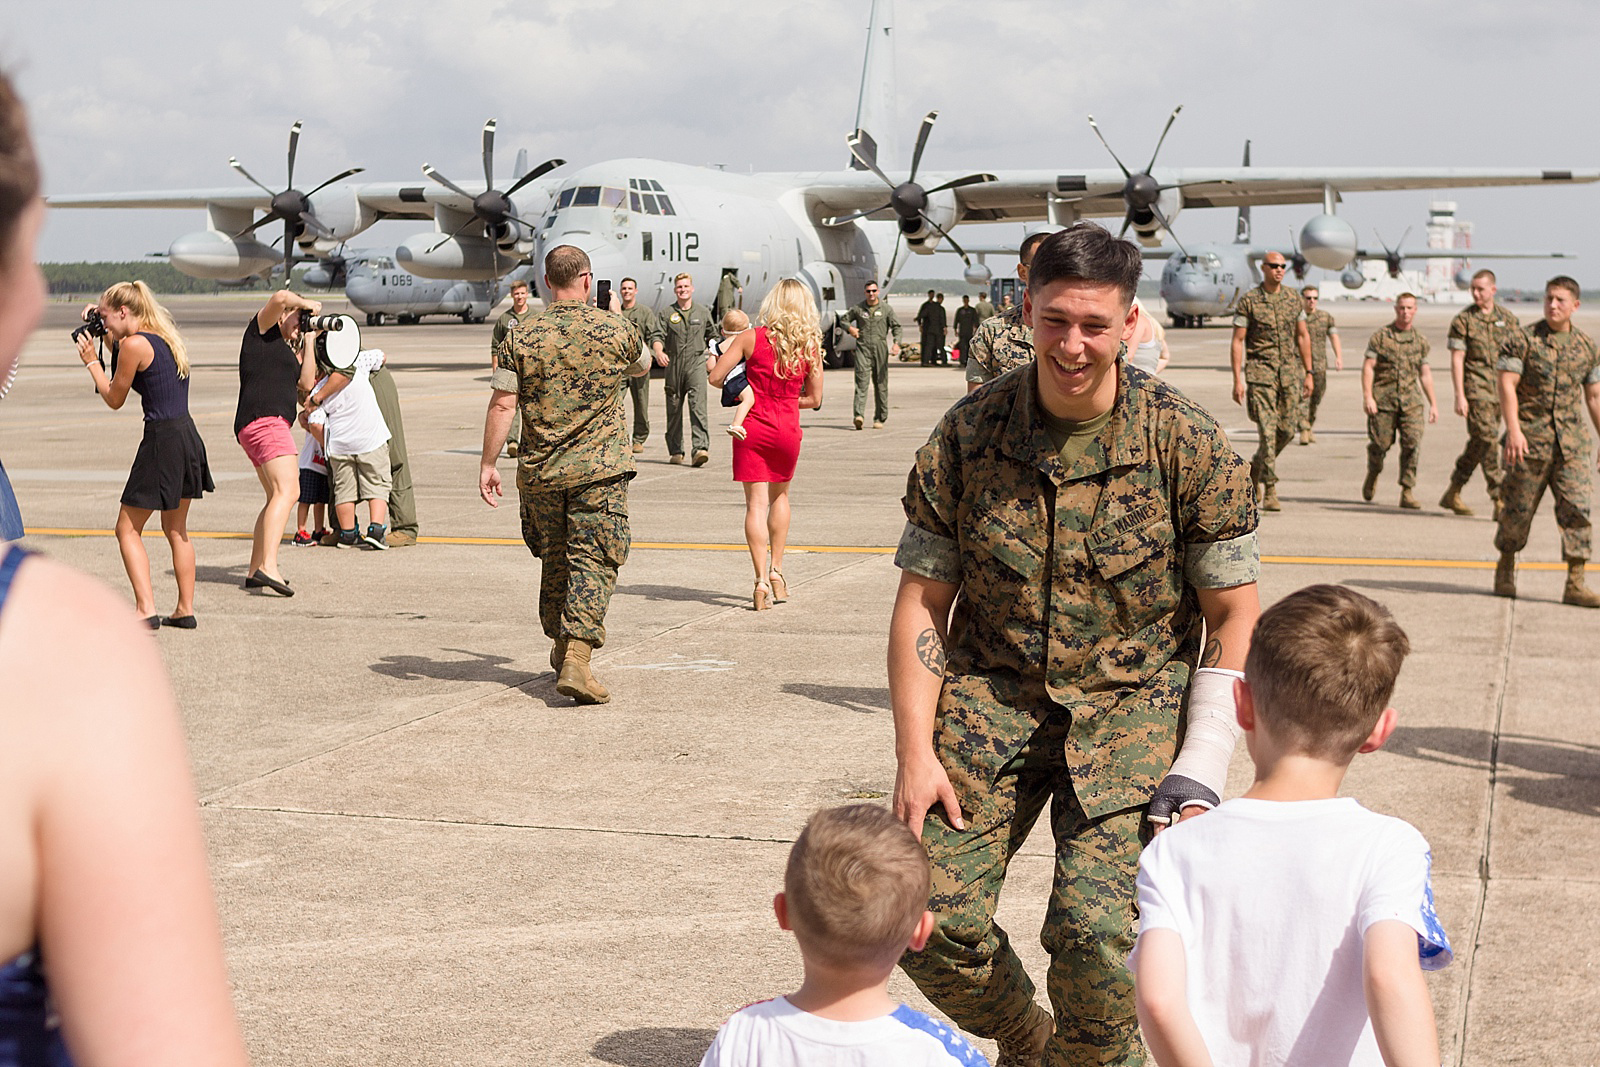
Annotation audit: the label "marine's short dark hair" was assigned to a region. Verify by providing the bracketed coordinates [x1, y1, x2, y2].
[1018, 229, 1053, 266]
[1026, 222, 1143, 308]
[544, 245, 590, 289]
[1547, 275, 1581, 300]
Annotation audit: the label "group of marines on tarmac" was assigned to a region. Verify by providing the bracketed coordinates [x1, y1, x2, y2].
[484, 219, 1598, 1066]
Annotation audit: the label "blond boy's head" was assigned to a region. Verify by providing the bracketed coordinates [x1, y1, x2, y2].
[783, 805, 930, 970]
[1245, 584, 1411, 761]
[721, 308, 750, 334]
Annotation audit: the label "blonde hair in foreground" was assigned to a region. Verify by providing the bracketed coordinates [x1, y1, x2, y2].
[101, 280, 189, 378]
[756, 278, 821, 380]
[784, 804, 930, 969]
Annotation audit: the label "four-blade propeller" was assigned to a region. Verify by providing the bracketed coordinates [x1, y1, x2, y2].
[421, 119, 565, 254]
[1372, 227, 1413, 278]
[821, 110, 995, 270]
[228, 121, 365, 280]
[1083, 105, 1190, 251]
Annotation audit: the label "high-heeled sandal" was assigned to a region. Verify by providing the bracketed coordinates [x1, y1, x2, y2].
[753, 581, 772, 611]
[768, 570, 789, 603]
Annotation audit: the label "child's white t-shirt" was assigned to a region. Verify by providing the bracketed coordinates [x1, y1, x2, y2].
[307, 350, 389, 457]
[698, 997, 988, 1067]
[297, 430, 327, 475]
[1130, 797, 1452, 1067]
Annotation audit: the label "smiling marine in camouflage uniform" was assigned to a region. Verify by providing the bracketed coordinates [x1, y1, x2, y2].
[890, 224, 1261, 1066]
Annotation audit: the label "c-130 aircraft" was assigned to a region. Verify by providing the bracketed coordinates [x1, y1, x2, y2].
[48, 0, 1600, 342]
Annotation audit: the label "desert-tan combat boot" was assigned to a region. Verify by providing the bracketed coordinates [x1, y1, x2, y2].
[556, 639, 611, 704]
[1493, 552, 1517, 598]
[1562, 560, 1600, 608]
[994, 1002, 1054, 1067]
[1261, 485, 1281, 512]
[1399, 488, 1421, 510]
[1439, 482, 1473, 515]
[549, 637, 567, 673]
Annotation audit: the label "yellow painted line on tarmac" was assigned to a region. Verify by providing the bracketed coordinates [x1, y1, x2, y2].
[17, 527, 1571, 570]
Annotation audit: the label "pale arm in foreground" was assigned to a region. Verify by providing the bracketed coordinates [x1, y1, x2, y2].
[1364, 919, 1440, 1067]
[1133, 929, 1213, 1067]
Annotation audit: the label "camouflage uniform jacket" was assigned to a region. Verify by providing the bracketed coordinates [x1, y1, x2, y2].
[660, 301, 715, 360]
[1498, 321, 1600, 459]
[965, 303, 1033, 383]
[1232, 285, 1305, 383]
[620, 303, 664, 349]
[1449, 302, 1520, 389]
[843, 300, 903, 351]
[1365, 325, 1431, 412]
[896, 363, 1259, 819]
[1305, 308, 1337, 365]
[491, 300, 644, 489]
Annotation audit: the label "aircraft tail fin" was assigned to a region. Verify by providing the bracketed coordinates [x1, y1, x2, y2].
[1234, 140, 1251, 243]
[513, 148, 529, 181]
[850, 0, 898, 170]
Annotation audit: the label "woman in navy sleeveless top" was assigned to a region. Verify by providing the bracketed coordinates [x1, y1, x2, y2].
[0, 72, 249, 1067]
[75, 282, 213, 629]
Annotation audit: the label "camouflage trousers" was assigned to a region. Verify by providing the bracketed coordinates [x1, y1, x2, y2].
[1245, 373, 1298, 488]
[1302, 361, 1327, 431]
[1494, 441, 1591, 561]
[519, 474, 631, 646]
[1367, 404, 1425, 489]
[370, 366, 418, 536]
[854, 343, 891, 423]
[628, 374, 651, 446]
[1450, 380, 1503, 497]
[900, 722, 1146, 1067]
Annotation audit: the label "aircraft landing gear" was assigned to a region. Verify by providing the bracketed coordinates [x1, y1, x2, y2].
[366, 312, 386, 327]
[1169, 313, 1207, 329]
[461, 311, 485, 324]
[397, 314, 420, 325]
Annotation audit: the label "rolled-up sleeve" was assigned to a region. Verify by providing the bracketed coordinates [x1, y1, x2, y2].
[489, 367, 519, 393]
[895, 522, 960, 583]
[1184, 531, 1260, 588]
[897, 428, 963, 584]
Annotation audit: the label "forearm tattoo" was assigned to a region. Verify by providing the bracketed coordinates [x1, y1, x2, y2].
[915, 628, 946, 676]
[1200, 637, 1222, 668]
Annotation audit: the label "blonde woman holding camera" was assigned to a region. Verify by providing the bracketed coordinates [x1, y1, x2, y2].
[76, 281, 213, 629]
[709, 278, 825, 610]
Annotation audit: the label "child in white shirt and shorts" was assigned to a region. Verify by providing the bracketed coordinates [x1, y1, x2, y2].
[302, 349, 391, 550]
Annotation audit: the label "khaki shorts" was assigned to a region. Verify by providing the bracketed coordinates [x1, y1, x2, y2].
[329, 444, 392, 505]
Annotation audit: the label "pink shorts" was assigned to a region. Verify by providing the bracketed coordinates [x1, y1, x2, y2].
[236, 416, 296, 467]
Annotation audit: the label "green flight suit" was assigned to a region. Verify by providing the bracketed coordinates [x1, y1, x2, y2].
[895, 362, 1258, 1065]
[843, 298, 903, 423]
[660, 301, 715, 457]
[620, 304, 664, 446]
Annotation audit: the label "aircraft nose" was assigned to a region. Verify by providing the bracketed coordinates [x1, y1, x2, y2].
[546, 233, 628, 291]
[345, 275, 378, 305]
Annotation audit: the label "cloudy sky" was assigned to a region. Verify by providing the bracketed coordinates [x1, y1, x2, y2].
[7, 0, 1599, 289]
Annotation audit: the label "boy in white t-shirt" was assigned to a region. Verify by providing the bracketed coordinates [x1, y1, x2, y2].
[700, 804, 988, 1067]
[301, 349, 391, 550]
[1130, 584, 1452, 1067]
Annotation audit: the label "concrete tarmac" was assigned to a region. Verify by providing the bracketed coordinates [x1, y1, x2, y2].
[5, 294, 1597, 1065]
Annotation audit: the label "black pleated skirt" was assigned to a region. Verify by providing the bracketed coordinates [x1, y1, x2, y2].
[121, 416, 215, 511]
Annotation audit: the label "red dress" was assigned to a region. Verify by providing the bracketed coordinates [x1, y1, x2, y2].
[731, 328, 806, 483]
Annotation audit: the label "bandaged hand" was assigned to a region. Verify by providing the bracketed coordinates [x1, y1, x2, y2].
[1148, 667, 1244, 826]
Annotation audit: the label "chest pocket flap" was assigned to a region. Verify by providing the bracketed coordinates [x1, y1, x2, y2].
[967, 504, 1044, 580]
[1088, 505, 1174, 578]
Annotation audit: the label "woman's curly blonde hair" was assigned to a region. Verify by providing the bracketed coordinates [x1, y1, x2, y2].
[757, 278, 822, 379]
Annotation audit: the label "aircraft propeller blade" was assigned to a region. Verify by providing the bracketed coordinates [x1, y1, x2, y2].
[907, 111, 937, 185]
[820, 202, 893, 227]
[482, 118, 497, 191]
[1148, 203, 1188, 258]
[298, 211, 334, 239]
[1087, 115, 1132, 180]
[282, 218, 295, 281]
[504, 157, 566, 198]
[231, 213, 279, 240]
[1141, 105, 1184, 175]
[285, 121, 303, 191]
[422, 164, 477, 201]
[918, 211, 972, 266]
[426, 216, 480, 255]
[846, 130, 897, 189]
[228, 157, 276, 198]
[301, 167, 366, 199]
[923, 173, 997, 196]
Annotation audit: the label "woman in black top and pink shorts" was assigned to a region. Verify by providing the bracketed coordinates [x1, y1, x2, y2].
[234, 290, 321, 596]
[75, 281, 213, 629]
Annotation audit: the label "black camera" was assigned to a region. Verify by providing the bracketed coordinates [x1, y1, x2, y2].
[298, 311, 345, 334]
[71, 307, 107, 344]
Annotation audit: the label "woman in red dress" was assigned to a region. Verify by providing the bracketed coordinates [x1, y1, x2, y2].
[708, 279, 825, 610]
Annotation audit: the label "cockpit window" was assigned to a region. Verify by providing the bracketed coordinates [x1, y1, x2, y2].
[648, 179, 665, 192]
[640, 193, 659, 214]
[601, 187, 626, 208]
[556, 187, 574, 209]
[629, 191, 642, 212]
[573, 186, 601, 207]
[656, 194, 676, 216]
[361, 257, 394, 270]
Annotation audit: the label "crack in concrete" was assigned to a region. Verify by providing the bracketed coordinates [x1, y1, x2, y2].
[1451, 595, 1515, 1066]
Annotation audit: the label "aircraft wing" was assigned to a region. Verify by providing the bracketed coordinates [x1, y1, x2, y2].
[1355, 248, 1578, 261]
[45, 180, 561, 220]
[776, 166, 1600, 225]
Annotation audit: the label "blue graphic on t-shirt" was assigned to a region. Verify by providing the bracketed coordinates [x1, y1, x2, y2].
[891, 1005, 990, 1066]
[1417, 849, 1453, 970]
[0, 458, 22, 542]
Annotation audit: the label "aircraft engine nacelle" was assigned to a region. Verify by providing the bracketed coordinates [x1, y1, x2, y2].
[1341, 267, 1367, 291]
[901, 190, 958, 254]
[1130, 187, 1183, 246]
[396, 233, 525, 281]
[1299, 214, 1359, 271]
[964, 262, 993, 286]
[301, 264, 337, 288]
[1454, 267, 1474, 290]
[168, 230, 279, 281]
[307, 186, 377, 241]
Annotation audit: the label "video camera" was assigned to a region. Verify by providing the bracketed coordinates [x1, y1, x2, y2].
[70, 307, 107, 344]
[298, 311, 346, 334]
